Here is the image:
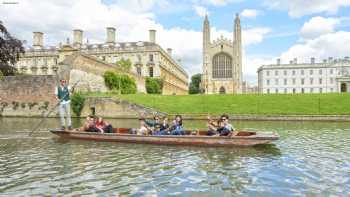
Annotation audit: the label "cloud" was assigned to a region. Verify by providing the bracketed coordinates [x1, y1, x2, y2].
[193, 5, 209, 17]
[300, 16, 340, 40]
[264, 0, 350, 17]
[241, 9, 261, 18]
[203, 0, 242, 6]
[279, 31, 350, 64]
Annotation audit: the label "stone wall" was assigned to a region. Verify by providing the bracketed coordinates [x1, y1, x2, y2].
[59, 53, 146, 93]
[0, 75, 58, 116]
[81, 97, 166, 118]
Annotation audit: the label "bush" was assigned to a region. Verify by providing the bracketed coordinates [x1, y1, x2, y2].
[103, 71, 137, 94]
[71, 92, 86, 117]
[116, 58, 132, 71]
[146, 77, 163, 94]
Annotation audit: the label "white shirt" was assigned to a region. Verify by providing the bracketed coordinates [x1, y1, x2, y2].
[55, 85, 71, 104]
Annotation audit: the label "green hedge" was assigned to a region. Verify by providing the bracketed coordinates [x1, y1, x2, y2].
[146, 77, 163, 94]
[71, 92, 86, 117]
[103, 71, 137, 94]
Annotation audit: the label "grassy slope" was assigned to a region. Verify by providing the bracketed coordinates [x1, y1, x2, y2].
[86, 92, 350, 115]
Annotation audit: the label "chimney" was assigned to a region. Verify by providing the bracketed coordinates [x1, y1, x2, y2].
[276, 58, 281, 65]
[167, 48, 172, 56]
[106, 27, 116, 44]
[293, 58, 297, 64]
[311, 57, 315, 64]
[149, 29, 156, 43]
[33, 32, 43, 48]
[73, 29, 83, 47]
[289, 60, 293, 64]
[323, 59, 327, 63]
[328, 57, 333, 62]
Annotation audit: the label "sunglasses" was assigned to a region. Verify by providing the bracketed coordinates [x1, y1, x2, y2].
[221, 118, 227, 121]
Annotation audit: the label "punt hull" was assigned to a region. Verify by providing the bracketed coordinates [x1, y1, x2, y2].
[50, 129, 279, 147]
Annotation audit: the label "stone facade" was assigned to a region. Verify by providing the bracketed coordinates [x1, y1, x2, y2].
[0, 75, 57, 116]
[15, 28, 189, 95]
[201, 14, 243, 94]
[258, 57, 350, 94]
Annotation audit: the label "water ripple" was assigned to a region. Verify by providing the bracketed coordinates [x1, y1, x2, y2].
[1, 119, 350, 196]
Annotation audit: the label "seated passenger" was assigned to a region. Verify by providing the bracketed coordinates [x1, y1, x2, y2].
[170, 115, 185, 135]
[81, 115, 99, 132]
[137, 119, 151, 135]
[95, 117, 113, 133]
[154, 117, 170, 135]
[207, 116, 219, 136]
[216, 119, 231, 136]
[220, 114, 238, 136]
[145, 115, 162, 130]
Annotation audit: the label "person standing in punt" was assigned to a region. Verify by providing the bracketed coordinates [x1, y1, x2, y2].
[170, 115, 185, 135]
[55, 79, 73, 130]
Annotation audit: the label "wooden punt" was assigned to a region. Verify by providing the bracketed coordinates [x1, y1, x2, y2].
[50, 128, 278, 147]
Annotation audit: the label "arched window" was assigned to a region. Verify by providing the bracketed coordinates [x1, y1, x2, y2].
[212, 53, 232, 78]
[219, 86, 226, 94]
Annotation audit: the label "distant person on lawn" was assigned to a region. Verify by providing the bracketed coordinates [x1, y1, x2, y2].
[55, 79, 73, 130]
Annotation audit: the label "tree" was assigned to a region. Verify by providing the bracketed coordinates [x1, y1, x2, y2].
[103, 71, 137, 94]
[189, 73, 202, 94]
[146, 77, 163, 94]
[0, 21, 25, 75]
[116, 58, 132, 72]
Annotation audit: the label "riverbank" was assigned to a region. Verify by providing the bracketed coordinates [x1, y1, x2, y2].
[106, 93, 350, 115]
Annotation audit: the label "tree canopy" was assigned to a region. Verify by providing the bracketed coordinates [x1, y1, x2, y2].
[0, 21, 25, 75]
[116, 58, 132, 72]
[189, 73, 202, 94]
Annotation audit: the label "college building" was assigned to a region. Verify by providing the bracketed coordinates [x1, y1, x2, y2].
[201, 14, 243, 94]
[15, 28, 189, 95]
[257, 57, 350, 94]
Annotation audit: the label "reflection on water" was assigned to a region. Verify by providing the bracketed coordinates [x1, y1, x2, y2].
[0, 117, 349, 196]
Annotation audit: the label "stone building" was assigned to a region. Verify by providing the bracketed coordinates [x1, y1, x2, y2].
[15, 28, 189, 95]
[257, 57, 350, 94]
[201, 14, 243, 94]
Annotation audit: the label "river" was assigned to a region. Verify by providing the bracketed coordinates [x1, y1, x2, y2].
[0, 118, 349, 196]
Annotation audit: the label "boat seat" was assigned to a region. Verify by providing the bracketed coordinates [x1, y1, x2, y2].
[236, 131, 256, 136]
[114, 128, 130, 134]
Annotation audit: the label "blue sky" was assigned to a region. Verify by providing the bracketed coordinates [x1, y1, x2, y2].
[2, 0, 350, 84]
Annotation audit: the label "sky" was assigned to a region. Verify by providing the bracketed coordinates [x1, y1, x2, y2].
[1, 0, 350, 85]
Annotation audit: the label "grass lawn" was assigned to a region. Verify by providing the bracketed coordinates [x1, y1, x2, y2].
[85, 92, 350, 115]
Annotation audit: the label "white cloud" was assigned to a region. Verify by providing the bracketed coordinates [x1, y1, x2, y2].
[203, 0, 242, 6]
[264, 0, 350, 17]
[279, 31, 350, 64]
[241, 9, 260, 18]
[193, 5, 209, 17]
[300, 16, 340, 40]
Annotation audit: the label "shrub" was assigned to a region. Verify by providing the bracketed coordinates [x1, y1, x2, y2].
[0, 71, 3, 80]
[71, 92, 86, 117]
[103, 71, 137, 94]
[28, 102, 38, 110]
[146, 77, 163, 94]
[116, 58, 132, 71]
